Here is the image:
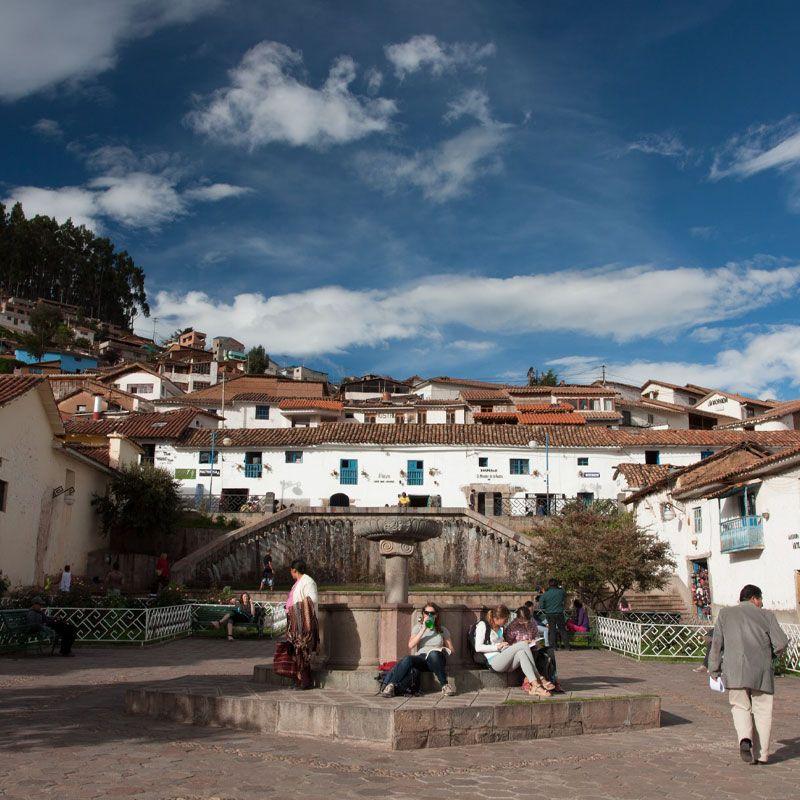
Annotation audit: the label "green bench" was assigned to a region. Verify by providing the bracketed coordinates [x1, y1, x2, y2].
[191, 604, 268, 638]
[0, 609, 58, 655]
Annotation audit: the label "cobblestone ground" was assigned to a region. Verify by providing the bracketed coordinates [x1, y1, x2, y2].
[1, 640, 798, 799]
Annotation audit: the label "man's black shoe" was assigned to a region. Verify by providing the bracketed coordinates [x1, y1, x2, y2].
[739, 738, 754, 763]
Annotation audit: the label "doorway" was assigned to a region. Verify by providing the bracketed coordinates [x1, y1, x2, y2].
[407, 494, 430, 508]
[329, 493, 350, 507]
[220, 487, 248, 513]
[690, 558, 712, 621]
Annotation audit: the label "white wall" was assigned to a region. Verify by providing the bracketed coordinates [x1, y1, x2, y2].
[113, 370, 179, 401]
[695, 393, 744, 420]
[160, 441, 721, 510]
[632, 473, 800, 619]
[0, 391, 108, 586]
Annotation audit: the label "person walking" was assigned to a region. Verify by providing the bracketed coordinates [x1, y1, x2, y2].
[59, 565, 72, 593]
[539, 578, 570, 650]
[259, 553, 274, 591]
[708, 584, 789, 765]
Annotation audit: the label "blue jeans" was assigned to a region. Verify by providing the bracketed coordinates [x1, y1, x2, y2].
[386, 651, 448, 689]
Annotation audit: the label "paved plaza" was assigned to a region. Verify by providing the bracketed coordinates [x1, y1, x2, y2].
[1, 641, 799, 800]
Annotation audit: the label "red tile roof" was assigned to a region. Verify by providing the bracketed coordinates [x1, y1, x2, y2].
[64, 408, 209, 440]
[0, 375, 43, 407]
[461, 389, 513, 402]
[509, 385, 618, 397]
[473, 412, 519, 423]
[159, 375, 327, 404]
[278, 399, 343, 412]
[613, 463, 676, 488]
[65, 444, 113, 469]
[421, 376, 508, 389]
[515, 402, 576, 413]
[578, 410, 622, 421]
[517, 413, 587, 425]
[715, 399, 800, 429]
[695, 388, 778, 409]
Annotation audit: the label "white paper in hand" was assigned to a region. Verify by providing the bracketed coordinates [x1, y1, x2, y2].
[709, 675, 725, 693]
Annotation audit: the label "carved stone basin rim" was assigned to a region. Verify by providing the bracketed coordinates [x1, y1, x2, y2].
[353, 517, 442, 543]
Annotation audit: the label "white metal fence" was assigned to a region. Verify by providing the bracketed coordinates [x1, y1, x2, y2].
[596, 616, 800, 674]
[44, 602, 286, 645]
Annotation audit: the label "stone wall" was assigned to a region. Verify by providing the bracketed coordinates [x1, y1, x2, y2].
[196, 516, 532, 588]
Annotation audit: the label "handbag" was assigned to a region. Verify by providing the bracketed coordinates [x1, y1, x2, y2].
[273, 641, 297, 678]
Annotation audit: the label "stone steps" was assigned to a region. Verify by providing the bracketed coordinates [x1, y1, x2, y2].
[125, 676, 661, 750]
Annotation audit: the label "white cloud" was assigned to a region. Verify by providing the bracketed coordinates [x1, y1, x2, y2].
[689, 225, 716, 240]
[183, 182, 252, 201]
[4, 146, 248, 231]
[552, 326, 800, 398]
[32, 118, 63, 138]
[186, 41, 398, 150]
[146, 260, 800, 357]
[711, 117, 800, 179]
[626, 132, 694, 166]
[0, 0, 221, 101]
[357, 90, 510, 202]
[364, 67, 383, 94]
[384, 35, 495, 78]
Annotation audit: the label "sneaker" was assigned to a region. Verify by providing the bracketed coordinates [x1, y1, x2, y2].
[441, 683, 456, 696]
[740, 738, 754, 764]
[381, 683, 395, 698]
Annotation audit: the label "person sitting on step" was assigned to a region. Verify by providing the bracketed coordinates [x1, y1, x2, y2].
[504, 605, 555, 694]
[475, 604, 551, 698]
[212, 592, 256, 640]
[382, 602, 456, 697]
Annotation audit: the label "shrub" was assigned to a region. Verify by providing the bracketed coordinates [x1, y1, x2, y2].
[152, 583, 188, 607]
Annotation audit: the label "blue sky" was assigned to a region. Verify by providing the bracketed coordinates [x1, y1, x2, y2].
[3, 0, 800, 396]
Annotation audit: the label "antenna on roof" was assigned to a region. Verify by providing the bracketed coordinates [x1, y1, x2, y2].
[601, 364, 606, 385]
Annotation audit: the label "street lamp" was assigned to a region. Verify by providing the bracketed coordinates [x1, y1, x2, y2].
[208, 429, 232, 510]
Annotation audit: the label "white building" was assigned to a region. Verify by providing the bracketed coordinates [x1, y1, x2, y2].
[715, 398, 800, 432]
[143, 425, 800, 515]
[99, 362, 184, 402]
[622, 443, 800, 621]
[0, 375, 139, 586]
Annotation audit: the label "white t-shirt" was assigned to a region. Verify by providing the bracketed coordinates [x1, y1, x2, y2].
[59, 571, 72, 592]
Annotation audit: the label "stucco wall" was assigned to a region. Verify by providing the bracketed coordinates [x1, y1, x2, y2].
[0, 391, 109, 586]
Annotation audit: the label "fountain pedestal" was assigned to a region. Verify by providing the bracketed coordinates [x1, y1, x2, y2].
[357, 518, 442, 664]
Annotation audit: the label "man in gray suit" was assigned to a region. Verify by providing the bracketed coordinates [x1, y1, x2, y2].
[708, 584, 789, 764]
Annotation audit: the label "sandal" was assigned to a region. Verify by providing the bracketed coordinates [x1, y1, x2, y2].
[540, 679, 556, 691]
[227, 635, 234, 641]
[528, 684, 552, 698]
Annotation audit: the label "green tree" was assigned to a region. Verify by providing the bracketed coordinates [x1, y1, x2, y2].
[92, 465, 183, 546]
[247, 344, 268, 374]
[53, 322, 75, 350]
[528, 367, 559, 386]
[530, 500, 676, 612]
[18, 304, 62, 361]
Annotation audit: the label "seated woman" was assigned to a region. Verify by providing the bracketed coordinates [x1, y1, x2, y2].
[212, 592, 256, 641]
[566, 599, 590, 632]
[505, 606, 555, 693]
[475, 604, 551, 698]
[382, 603, 456, 697]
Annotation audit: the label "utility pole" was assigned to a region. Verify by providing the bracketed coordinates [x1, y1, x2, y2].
[601, 364, 606, 385]
[151, 317, 159, 345]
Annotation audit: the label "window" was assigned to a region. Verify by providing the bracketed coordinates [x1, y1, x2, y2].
[127, 383, 154, 395]
[340, 458, 358, 485]
[344, 413, 354, 419]
[647, 414, 654, 425]
[604, 399, 613, 411]
[199, 451, 218, 464]
[693, 507, 703, 533]
[417, 410, 427, 424]
[700, 450, 713, 460]
[0, 479, 7, 512]
[621, 410, 632, 425]
[577, 457, 589, 466]
[255, 405, 270, 420]
[577, 491, 595, 507]
[192, 381, 210, 390]
[510, 458, 530, 475]
[446, 411, 456, 424]
[407, 460, 424, 485]
[285, 451, 303, 463]
[76, 404, 86, 412]
[645, 450, 660, 465]
[395, 413, 405, 424]
[745, 407, 755, 418]
[478, 456, 489, 467]
[365, 414, 376, 424]
[577, 399, 589, 410]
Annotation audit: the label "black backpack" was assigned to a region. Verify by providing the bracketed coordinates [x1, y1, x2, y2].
[466, 619, 493, 668]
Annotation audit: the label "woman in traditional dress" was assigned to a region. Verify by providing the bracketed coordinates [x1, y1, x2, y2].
[285, 558, 319, 689]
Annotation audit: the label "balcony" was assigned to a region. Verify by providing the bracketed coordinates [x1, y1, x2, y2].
[340, 468, 358, 485]
[244, 463, 263, 478]
[720, 515, 764, 553]
[407, 469, 424, 486]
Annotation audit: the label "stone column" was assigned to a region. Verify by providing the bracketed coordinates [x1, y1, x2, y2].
[380, 539, 414, 604]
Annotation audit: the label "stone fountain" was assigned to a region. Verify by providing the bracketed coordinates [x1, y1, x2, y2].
[354, 515, 442, 663]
